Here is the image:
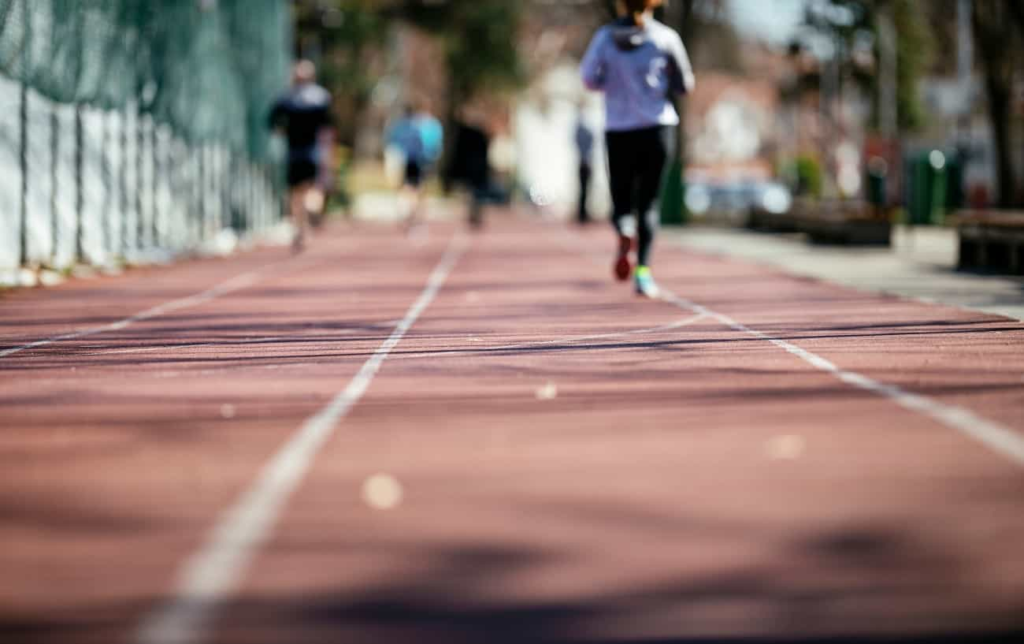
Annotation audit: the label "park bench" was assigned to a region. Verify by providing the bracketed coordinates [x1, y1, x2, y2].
[953, 210, 1024, 274]
[749, 198, 892, 246]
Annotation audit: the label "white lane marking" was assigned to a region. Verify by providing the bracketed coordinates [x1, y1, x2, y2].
[660, 291, 1024, 466]
[0, 257, 314, 360]
[134, 233, 468, 644]
[556, 225, 1024, 466]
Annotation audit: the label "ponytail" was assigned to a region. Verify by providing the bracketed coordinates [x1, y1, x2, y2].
[622, 0, 652, 26]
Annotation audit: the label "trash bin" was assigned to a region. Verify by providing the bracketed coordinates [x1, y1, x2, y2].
[906, 149, 959, 225]
[866, 156, 888, 218]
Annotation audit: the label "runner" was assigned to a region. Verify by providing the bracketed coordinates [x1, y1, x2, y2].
[269, 60, 335, 253]
[446, 110, 492, 230]
[580, 0, 694, 297]
[387, 101, 444, 233]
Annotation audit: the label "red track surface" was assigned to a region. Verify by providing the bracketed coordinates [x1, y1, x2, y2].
[1, 212, 1023, 644]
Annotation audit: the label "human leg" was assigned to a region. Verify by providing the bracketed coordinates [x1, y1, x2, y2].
[401, 161, 425, 230]
[287, 159, 319, 252]
[289, 182, 312, 252]
[631, 126, 674, 297]
[578, 163, 592, 225]
[605, 130, 638, 280]
[633, 126, 674, 268]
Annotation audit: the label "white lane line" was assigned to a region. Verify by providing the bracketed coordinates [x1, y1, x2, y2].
[0, 257, 312, 360]
[555, 225, 1024, 466]
[134, 232, 469, 644]
[660, 290, 1024, 466]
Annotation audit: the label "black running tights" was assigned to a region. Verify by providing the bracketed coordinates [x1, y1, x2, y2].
[605, 125, 674, 267]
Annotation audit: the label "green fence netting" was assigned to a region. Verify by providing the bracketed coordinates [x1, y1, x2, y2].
[0, 0, 292, 270]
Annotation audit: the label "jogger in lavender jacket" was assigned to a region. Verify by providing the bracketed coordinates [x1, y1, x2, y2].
[581, 0, 695, 298]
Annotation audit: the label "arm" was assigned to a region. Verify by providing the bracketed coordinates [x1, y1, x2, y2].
[580, 29, 607, 91]
[669, 36, 695, 95]
[268, 100, 285, 132]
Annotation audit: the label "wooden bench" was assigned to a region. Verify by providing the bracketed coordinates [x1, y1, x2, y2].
[953, 210, 1024, 274]
[748, 199, 892, 245]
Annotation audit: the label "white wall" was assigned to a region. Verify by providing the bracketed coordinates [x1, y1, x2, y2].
[515, 61, 611, 220]
[0, 76, 279, 272]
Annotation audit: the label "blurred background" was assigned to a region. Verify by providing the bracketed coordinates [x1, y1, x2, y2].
[1, 0, 1023, 280]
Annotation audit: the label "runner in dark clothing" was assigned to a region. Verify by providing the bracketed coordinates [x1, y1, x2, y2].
[446, 119, 491, 229]
[269, 60, 335, 252]
[580, 0, 694, 298]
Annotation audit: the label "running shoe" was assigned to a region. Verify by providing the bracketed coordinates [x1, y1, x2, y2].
[614, 235, 632, 281]
[634, 266, 660, 299]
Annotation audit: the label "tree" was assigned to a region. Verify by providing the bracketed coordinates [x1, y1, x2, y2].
[972, 0, 1022, 208]
[401, 0, 525, 186]
[292, 0, 389, 149]
[1010, 1, 1024, 35]
[801, 0, 932, 134]
[403, 0, 524, 105]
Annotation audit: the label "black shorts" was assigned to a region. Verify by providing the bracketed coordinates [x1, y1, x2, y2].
[404, 160, 424, 187]
[288, 159, 318, 187]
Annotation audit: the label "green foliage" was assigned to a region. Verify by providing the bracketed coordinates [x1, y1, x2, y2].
[802, 0, 933, 133]
[405, 0, 524, 101]
[294, 0, 524, 144]
[0, 0, 290, 156]
[785, 155, 824, 197]
[296, 0, 388, 101]
[890, 0, 931, 131]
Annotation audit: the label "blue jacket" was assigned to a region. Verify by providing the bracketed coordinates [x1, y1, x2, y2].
[388, 114, 444, 165]
[581, 17, 695, 132]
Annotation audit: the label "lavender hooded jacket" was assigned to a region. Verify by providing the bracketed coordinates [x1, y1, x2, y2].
[580, 17, 695, 132]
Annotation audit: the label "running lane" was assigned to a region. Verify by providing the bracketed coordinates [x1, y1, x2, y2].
[201, 214, 1024, 644]
[3, 214, 1023, 643]
[0, 223, 465, 644]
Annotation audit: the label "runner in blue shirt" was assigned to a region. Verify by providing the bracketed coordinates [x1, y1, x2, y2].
[387, 102, 444, 233]
[581, 0, 694, 297]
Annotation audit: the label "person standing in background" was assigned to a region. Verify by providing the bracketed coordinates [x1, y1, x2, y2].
[575, 109, 595, 226]
[580, 0, 694, 298]
[269, 60, 335, 253]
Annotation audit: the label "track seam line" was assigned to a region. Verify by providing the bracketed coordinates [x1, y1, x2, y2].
[397, 313, 709, 359]
[134, 232, 469, 644]
[557, 223, 1024, 466]
[0, 253, 324, 361]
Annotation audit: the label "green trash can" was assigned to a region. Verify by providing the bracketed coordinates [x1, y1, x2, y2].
[913, 150, 950, 225]
[906, 149, 961, 225]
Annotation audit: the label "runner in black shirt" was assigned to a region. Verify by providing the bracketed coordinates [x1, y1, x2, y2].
[269, 60, 335, 252]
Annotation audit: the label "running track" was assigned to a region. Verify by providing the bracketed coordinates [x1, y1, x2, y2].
[1, 212, 1023, 644]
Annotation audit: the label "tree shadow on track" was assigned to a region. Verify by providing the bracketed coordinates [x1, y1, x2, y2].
[0, 496, 156, 536]
[383, 324, 1024, 363]
[222, 524, 1024, 644]
[4, 481, 1024, 644]
[345, 379, 1024, 422]
[7, 554, 1022, 644]
[10, 525, 1020, 644]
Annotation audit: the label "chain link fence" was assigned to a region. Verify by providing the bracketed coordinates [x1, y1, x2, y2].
[0, 0, 292, 274]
